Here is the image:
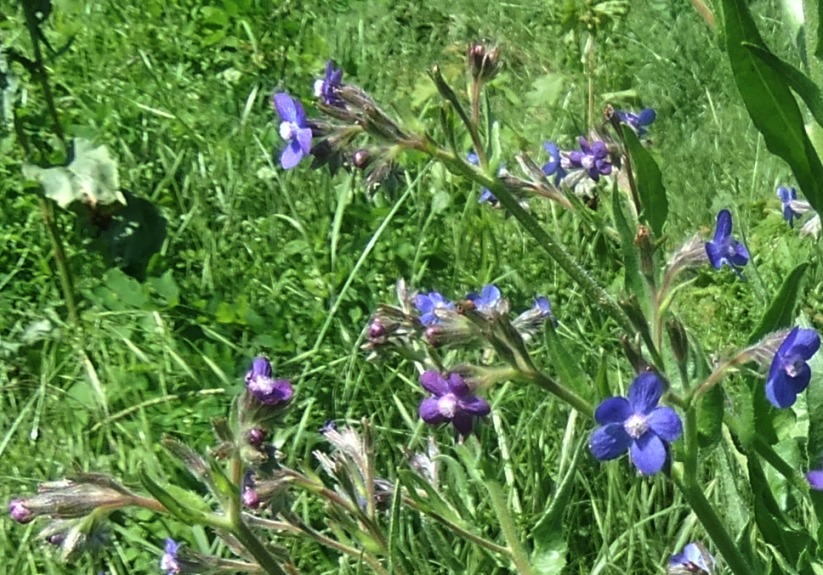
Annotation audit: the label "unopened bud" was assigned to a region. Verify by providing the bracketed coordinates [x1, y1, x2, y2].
[665, 318, 689, 365]
[353, 149, 371, 169]
[634, 224, 655, 282]
[467, 42, 500, 82]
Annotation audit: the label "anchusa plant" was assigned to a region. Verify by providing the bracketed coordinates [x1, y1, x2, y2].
[11, 16, 823, 575]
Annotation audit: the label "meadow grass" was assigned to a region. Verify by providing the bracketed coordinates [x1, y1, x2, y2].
[1, 1, 818, 573]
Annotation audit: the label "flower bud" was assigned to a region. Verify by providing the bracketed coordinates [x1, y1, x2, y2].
[9, 478, 132, 522]
[467, 42, 500, 82]
[666, 318, 689, 365]
[352, 148, 371, 169]
[9, 499, 33, 523]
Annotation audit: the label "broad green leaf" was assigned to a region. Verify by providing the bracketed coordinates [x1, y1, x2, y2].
[611, 185, 647, 305]
[744, 43, 823, 132]
[544, 323, 592, 401]
[698, 383, 724, 449]
[720, 0, 823, 214]
[622, 128, 668, 237]
[22, 138, 124, 210]
[747, 262, 809, 344]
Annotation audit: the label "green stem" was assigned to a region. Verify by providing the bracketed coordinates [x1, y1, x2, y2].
[672, 465, 753, 575]
[232, 518, 288, 575]
[485, 480, 535, 575]
[526, 370, 594, 418]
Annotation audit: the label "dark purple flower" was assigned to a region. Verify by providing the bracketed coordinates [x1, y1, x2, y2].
[419, 371, 490, 435]
[273, 93, 312, 170]
[668, 542, 715, 574]
[541, 141, 566, 185]
[616, 108, 656, 138]
[160, 538, 181, 575]
[314, 60, 344, 107]
[413, 292, 454, 326]
[704, 209, 749, 273]
[567, 137, 612, 182]
[466, 284, 503, 314]
[777, 186, 801, 227]
[589, 372, 682, 475]
[245, 356, 293, 406]
[9, 499, 33, 523]
[765, 327, 821, 408]
[247, 427, 267, 448]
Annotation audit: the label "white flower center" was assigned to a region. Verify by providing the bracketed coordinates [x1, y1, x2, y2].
[314, 79, 325, 98]
[623, 413, 649, 439]
[785, 355, 804, 377]
[279, 121, 296, 142]
[437, 394, 458, 418]
[581, 155, 595, 170]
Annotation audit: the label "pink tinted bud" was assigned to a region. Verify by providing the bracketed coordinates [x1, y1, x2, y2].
[9, 499, 33, 523]
[247, 427, 268, 448]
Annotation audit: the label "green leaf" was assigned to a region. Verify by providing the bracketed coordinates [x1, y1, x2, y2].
[720, 0, 823, 214]
[622, 128, 668, 237]
[747, 262, 809, 344]
[611, 185, 647, 304]
[22, 138, 124, 210]
[138, 467, 214, 525]
[744, 43, 823, 132]
[543, 324, 592, 401]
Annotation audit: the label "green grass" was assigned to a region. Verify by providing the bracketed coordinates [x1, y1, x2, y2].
[2, 0, 820, 573]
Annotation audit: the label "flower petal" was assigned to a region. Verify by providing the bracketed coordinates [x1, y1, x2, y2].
[714, 209, 732, 243]
[628, 372, 663, 413]
[273, 92, 297, 122]
[589, 423, 632, 461]
[452, 412, 474, 435]
[459, 395, 491, 416]
[784, 327, 821, 359]
[807, 470, 823, 490]
[646, 407, 683, 442]
[705, 240, 723, 269]
[419, 398, 446, 424]
[296, 127, 313, 154]
[766, 369, 800, 408]
[629, 433, 667, 475]
[420, 371, 449, 396]
[638, 108, 656, 126]
[280, 141, 304, 170]
[594, 396, 632, 425]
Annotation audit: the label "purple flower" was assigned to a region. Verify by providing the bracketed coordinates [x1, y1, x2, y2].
[413, 291, 454, 326]
[160, 538, 181, 575]
[8, 499, 33, 523]
[419, 371, 490, 435]
[314, 60, 344, 107]
[245, 356, 294, 406]
[704, 209, 749, 274]
[242, 471, 260, 509]
[532, 296, 552, 318]
[777, 186, 801, 227]
[541, 141, 566, 185]
[765, 327, 821, 408]
[466, 284, 503, 314]
[589, 372, 682, 475]
[616, 108, 656, 138]
[567, 137, 612, 182]
[808, 466, 823, 490]
[273, 93, 313, 170]
[668, 542, 715, 574]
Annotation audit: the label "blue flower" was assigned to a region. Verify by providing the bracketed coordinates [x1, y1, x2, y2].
[616, 108, 656, 138]
[541, 141, 566, 185]
[245, 356, 294, 406]
[704, 209, 749, 274]
[414, 291, 454, 326]
[467, 152, 500, 205]
[467, 284, 503, 314]
[668, 542, 715, 574]
[532, 296, 552, 318]
[589, 372, 682, 475]
[807, 466, 823, 491]
[777, 186, 801, 227]
[273, 92, 313, 170]
[567, 137, 612, 182]
[765, 327, 821, 408]
[314, 60, 344, 107]
[160, 538, 181, 575]
[418, 371, 490, 435]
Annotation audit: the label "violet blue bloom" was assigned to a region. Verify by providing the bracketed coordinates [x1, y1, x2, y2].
[245, 356, 294, 406]
[273, 92, 312, 170]
[8, 499, 33, 523]
[533, 296, 552, 318]
[314, 60, 344, 108]
[668, 542, 715, 574]
[777, 186, 801, 227]
[704, 209, 749, 274]
[616, 108, 656, 137]
[567, 137, 612, 182]
[419, 371, 491, 435]
[589, 372, 683, 475]
[160, 538, 181, 575]
[542, 141, 566, 185]
[765, 327, 821, 408]
[467, 284, 502, 314]
[808, 464, 823, 491]
[414, 291, 454, 326]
